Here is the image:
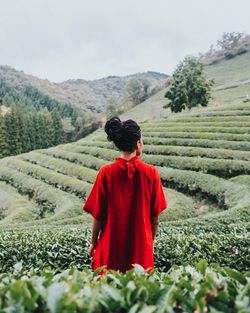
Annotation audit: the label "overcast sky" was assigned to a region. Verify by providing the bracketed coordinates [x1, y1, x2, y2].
[1, 0, 250, 82]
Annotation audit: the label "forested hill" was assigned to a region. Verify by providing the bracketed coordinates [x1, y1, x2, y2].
[0, 66, 168, 158]
[0, 66, 168, 113]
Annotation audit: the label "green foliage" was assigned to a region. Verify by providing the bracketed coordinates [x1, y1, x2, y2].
[41, 147, 106, 170]
[146, 136, 250, 151]
[0, 115, 8, 158]
[0, 181, 38, 224]
[0, 71, 250, 313]
[81, 139, 250, 161]
[157, 167, 250, 221]
[60, 143, 250, 178]
[0, 165, 83, 221]
[20, 151, 98, 183]
[216, 32, 245, 51]
[0, 260, 249, 313]
[141, 125, 250, 135]
[142, 130, 250, 143]
[2, 158, 92, 199]
[0, 80, 84, 121]
[224, 46, 248, 59]
[127, 78, 150, 105]
[0, 79, 89, 158]
[230, 175, 250, 187]
[4, 105, 22, 155]
[143, 152, 250, 178]
[142, 144, 250, 161]
[164, 56, 214, 112]
[0, 224, 249, 274]
[51, 109, 64, 145]
[0, 106, 67, 158]
[105, 97, 125, 119]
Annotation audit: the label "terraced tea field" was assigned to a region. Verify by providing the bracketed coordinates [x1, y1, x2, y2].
[0, 52, 250, 312]
[0, 100, 249, 270]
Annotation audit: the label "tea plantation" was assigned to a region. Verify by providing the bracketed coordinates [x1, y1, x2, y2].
[0, 52, 250, 312]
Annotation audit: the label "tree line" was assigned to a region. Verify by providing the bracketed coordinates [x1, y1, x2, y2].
[0, 106, 65, 158]
[0, 80, 100, 158]
[0, 80, 81, 120]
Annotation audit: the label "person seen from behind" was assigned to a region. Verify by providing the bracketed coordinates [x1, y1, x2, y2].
[82, 116, 168, 275]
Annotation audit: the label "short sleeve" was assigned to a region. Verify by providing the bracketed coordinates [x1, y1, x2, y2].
[82, 166, 108, 221]
[150, 168, 168, 218]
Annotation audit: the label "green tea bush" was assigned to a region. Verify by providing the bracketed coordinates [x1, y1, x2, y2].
[141, 120, 250, 127]
[0, 226, 249, 274]
[0, 166, 83, 220]
[20, 151, 98, 183]
[166, 110, 250, 118]
[141, 136, 250, 151]
[1, 259, 250, 312]
[143, 154, 250, 177]
[0, 181, 38, 224]
[166, 115, 250, 123]
[141, 125, 250, 134]
[41, 147, 106, 170]
[61, 145, 250, 177]
[2, 158, 92, 198]
[230, 175, 250, 187]
[78, 140, 250, 161]
[142, 130, 250, 142]
[0, 260, 249, 313]
[143, 145, 250, 161]
[157, 166, 250, 213]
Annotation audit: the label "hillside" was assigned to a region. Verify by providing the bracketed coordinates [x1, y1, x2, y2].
[0, 66, 168, 113]
[119, 50, 250, 123]
[0, 51, 249, 279]
[0, 51, 250, 227]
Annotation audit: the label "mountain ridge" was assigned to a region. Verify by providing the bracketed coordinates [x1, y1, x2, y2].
[0, 65, 169, 113]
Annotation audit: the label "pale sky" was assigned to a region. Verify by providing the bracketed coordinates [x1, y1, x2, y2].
[1, 0, 250, 82]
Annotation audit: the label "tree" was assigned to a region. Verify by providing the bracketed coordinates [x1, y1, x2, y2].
[105, 97, 120, 119]
[51, 109, 64, 145]
[62, 117, 75, 142]
[0, 114, 8, 158]
[44, 110, 54, 147]
[216, 32, 245, 51]
[4, 106, 22, 155]
[19, 111, 31, 153]
[127, 78, 150, 105]
[164, 56, 214, 113]
[32, 114, 43, 149]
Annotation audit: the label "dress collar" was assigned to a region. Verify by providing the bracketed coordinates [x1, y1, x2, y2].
[115, 155, 139, 164]
[115, 155, 139, 179]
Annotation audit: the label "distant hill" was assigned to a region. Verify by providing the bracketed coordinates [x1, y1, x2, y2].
[0, 66, 168, 114]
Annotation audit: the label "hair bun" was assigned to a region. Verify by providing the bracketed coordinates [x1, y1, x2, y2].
[104, 116, 123, 142]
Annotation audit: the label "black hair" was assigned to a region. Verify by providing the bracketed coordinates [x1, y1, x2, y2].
[104, 116, 141, 152]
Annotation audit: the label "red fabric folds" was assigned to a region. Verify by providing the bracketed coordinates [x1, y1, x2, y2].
[82, 155, 168, 275]
[115, 155, 138, 179]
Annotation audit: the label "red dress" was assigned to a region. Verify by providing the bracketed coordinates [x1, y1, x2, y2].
[82, 155, 168, 275]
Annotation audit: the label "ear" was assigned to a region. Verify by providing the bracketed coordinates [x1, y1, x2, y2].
[135, 140, 140, 150]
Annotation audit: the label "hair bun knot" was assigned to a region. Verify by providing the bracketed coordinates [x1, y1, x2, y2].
[104, 117, 123, 141]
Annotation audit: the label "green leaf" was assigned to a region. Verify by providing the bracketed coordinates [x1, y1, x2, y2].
[224, 268, 247, 285]
[46, 282, 65, 313]
[138, 305, 157, 313]
[196, 259, 208, 276]
[132, 263, 146, 274]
